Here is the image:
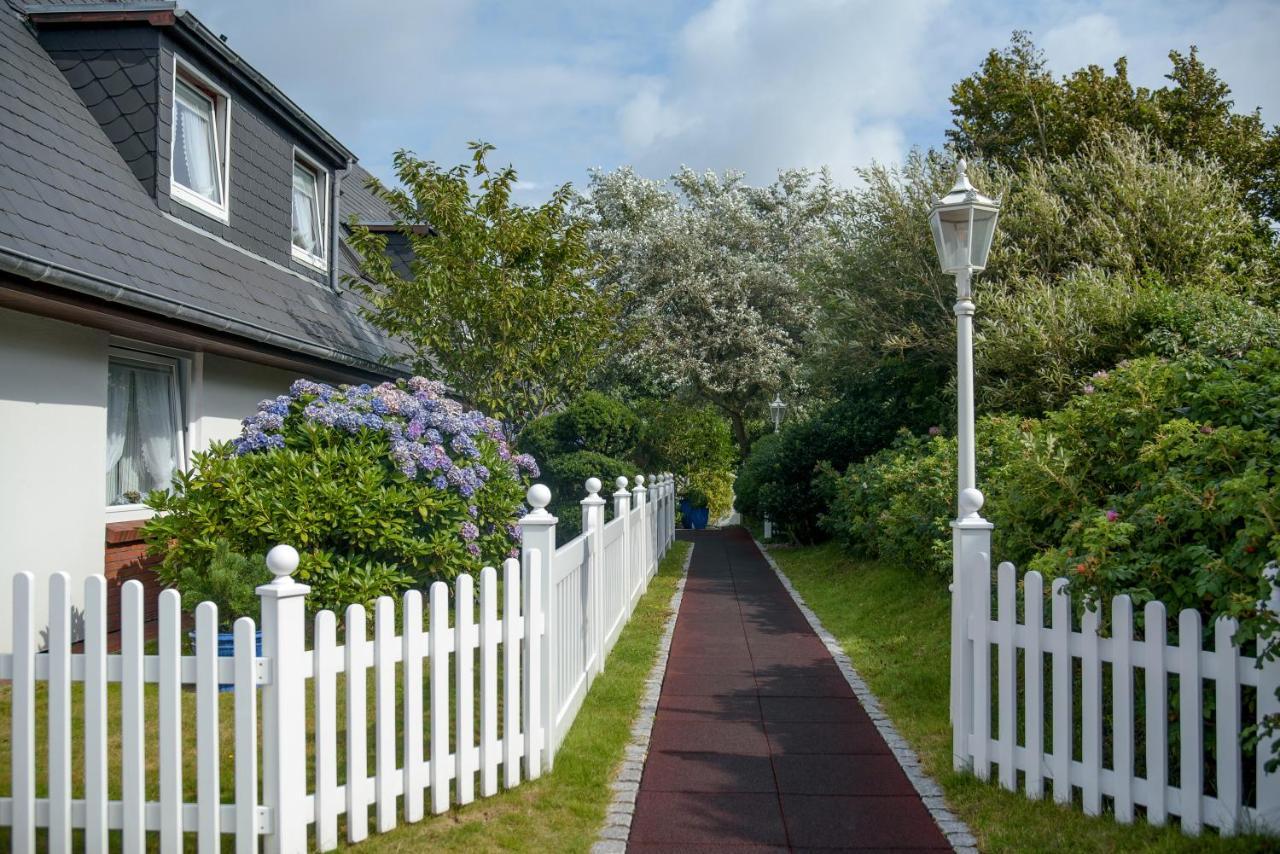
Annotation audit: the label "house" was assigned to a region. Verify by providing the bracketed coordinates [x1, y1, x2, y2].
[0, 0, 405, 649]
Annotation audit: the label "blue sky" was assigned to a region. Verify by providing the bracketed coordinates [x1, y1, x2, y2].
[187, 0, 1280, 198]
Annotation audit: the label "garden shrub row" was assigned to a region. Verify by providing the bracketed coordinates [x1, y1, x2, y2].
[819, 349, 1280, 647]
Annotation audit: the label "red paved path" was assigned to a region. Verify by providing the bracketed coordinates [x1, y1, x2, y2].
[629, 528, 952, 852]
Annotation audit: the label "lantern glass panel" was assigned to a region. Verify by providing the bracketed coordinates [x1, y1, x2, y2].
[970, 207, 998, 270]
[932, 207, 972, 272]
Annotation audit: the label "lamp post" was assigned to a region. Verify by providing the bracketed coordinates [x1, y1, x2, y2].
[763, 394, 787, 540]
[928, 158, 1000, 498]
[930, 158, 999, 776]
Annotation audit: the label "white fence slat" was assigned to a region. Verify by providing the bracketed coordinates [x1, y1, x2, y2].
[1081, 603, 1102, 816]
[1023, 571, 1043, 799]
[83, 574, 109, 854]
[525, 547, 543, 780]
[1143, 600, 1168, 826]
[314, 609, 340, 851]
[1112, 595, 1134, 824]
[503, 558, 522, 790]
[1050, 579, 1072, 805]
[430, 581, 451, 814]
[234, 617, 259, 854]
[195, 600, 220, 850]
[996, 562, 1016, 791]
[402, 590, 425, 823]
[375, 596, 398, 833]
[47, 572, 72, 854]
[456, 573, 476, 805]
[122, 580, 148, 851]
[971, 551, 991, 782]
[158, 589, 184, 852]
[480, 566, 499, 797]
[1260, 633, 1280, 833]
[1214, 618, 1240, 835]
[1179, 609, 1204, 834]
[10, 572, 35, 853]
[346, 603, 369, 843]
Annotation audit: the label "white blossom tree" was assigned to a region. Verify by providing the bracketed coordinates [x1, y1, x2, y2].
[586, 166, 847, 451]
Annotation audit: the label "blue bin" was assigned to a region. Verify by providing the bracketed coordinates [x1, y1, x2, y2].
[189, 629, 263, 691]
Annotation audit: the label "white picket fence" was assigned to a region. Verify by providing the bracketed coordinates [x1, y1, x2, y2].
[950, 488, 1280, 837]
[0, 473, 676, 853]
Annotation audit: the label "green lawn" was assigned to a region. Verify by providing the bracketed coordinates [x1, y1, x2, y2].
[767, 542, 1275, 853]
[0, 539, 690, 852]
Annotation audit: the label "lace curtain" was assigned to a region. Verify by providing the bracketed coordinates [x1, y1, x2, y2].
[174, 80, 219, 202]
[292, 163, 320, 254]
[106, 361, 179, 505]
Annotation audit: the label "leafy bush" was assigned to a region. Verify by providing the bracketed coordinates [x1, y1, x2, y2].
[637, 401, 737, 524]
[821, 350, 1280, 649]
[736, 360, 950, 543]
[170, 540, 269, 631]
[145, 377, 536, 613]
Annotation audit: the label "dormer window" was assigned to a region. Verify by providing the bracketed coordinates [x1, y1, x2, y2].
[170, 62, 230, 221]
[291, 153, 328, 269]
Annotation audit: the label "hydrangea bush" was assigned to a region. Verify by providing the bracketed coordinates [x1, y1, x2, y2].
[145, 377, 538, 613]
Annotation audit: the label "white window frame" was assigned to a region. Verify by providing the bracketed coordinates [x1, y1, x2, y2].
[291, 148, 330, 271]
[169, 58, 232, 224]
[105, 344, 191, 522]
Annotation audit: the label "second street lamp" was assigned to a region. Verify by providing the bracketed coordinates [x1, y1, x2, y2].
[928, 158, 999, 498]
[769, 394, 787, 432]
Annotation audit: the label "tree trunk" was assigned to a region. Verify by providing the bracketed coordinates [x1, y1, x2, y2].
[729, 410, 750, 457]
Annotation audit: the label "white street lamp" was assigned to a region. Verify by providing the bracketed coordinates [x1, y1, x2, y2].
[763, 393, 787, 541]
[769, 394, 787, 432]
[928, 158, 999, 498]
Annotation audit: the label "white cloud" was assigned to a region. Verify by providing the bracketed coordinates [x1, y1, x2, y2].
[616, 0, 948, 184]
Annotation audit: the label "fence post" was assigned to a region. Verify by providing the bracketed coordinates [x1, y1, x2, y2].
[648, 475, 660, 575]
[258, 544, 310, 854]
[951, 487, 993, 775]
[1258, 562, 1280, 832]
[633, 475, 648, 597]
[520, 484, 557, 773]
[582, 477, 606, 683]
[614, 477, 631, 619]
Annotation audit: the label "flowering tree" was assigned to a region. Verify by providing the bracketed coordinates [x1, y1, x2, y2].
[348, 143, 619, 431]
[145, 377, 538, 612]
[586, 166, 847, 452]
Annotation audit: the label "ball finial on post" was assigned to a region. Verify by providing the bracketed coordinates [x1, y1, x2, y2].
[266, 544, 300, 584]
[526, 483, 552, 511]
[615, 475, 629, 492]
[584, 477, 602, 497]
[958, 487, 985, 519]
[635, 474, 645, 487]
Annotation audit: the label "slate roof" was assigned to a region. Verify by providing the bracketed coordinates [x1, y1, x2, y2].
[0, 0, 404, 375]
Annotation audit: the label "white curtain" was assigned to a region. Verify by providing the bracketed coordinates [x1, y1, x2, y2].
[105, 365, 129, 474]
[134, 367, 177, 492]
[176, 83, 218, 201]
[293, 166, 318, 253]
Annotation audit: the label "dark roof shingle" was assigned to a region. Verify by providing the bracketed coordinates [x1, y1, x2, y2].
[0, 0, 403, 375]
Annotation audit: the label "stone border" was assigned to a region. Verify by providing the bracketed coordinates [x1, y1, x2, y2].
[592, 541, 695, 854]
[753, 537, 980, 853]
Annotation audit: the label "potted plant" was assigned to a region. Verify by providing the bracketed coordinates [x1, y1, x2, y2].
[175, 540, 269, 691]
[680, 485, 711, 530]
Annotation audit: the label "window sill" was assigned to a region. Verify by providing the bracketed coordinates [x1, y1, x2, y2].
[292, 245, 328, 273]
[171, 184, 230, 224]
[106, 504, 156, 523]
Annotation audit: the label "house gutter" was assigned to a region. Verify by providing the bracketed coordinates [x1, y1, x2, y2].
[0, 244, 399, 378]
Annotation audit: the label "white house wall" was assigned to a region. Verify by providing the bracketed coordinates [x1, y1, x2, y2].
[0, 307, 110, 655]
[0, 307, 334, 652]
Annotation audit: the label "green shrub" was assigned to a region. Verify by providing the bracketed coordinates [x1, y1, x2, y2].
[737, 360, 950, 543]
[821, 350, 1280, 650]
[145, 378, 533, 614]
[542, 450, 635, 540]
[170, 540, 269, 631]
